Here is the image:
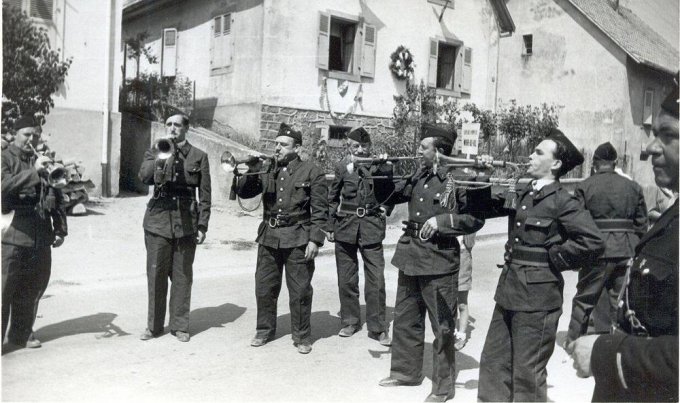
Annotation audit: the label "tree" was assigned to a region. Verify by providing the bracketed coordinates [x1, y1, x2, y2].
[496, 100, 561, 161]
[2, 4, 72, 132]
[125, 31, 158, 79]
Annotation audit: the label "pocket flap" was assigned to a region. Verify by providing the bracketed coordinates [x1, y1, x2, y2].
[187, 163, 201, 173]
[525, 217, 553, 228]
[295, 181, 311, 188]
[525, 268, 559, 284]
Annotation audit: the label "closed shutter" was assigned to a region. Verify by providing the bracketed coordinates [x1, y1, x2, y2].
[360, 23, 376, 78]
[30, 0, 52, 20]
[461, 47, 472, 94]
[453, 45, 464, 93]
[223, 14, 232, 67]
[162, 28, 177, 77]
[211, 16, 223, 69]
[427, 38, 438, 88]
[316, 12, 330, 70]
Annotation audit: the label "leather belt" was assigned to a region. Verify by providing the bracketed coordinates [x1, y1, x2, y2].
[402, 220, 456, 243]
[263, 212, 311, 228]
[594, 219, 635, 232]
[510, 245, 550, 267]
[338, 202, 381, 218]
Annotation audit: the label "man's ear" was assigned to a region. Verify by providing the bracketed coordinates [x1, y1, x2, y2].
[551, 159, 563, 173]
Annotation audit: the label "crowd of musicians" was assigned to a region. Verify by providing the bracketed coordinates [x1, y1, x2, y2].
[2, 77, 677, 401]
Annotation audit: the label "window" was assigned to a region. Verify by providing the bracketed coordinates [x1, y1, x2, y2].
[211, 13, 233, 74]
[317, 11, 376, 80]
[523, 34, 533, 56]
[643, 89, 654, 126]
[162, 28, 177, 77]
[6, 0, 53, 20]
[329, 125, 351, 141]
[428, 38, 472, 96]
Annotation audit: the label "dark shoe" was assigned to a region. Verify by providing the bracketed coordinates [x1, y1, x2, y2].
[424, 392, 454, 402]
[140, 329, 159, 341]
[250, 336, 269, 347]
[173, 331, 190, 342]
[369, 331, 392, 346]
[378, 377, 421, 387]
[295, 341, 312, 354]
[338, 325, 360, 337]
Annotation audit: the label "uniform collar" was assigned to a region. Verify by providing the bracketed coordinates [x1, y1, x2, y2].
[279, 156, 301, 171]
[532, 178, 555, 191]
[177, 141, 191, 157]
[8, 144, 31, 160]
[525, 180, 560, 200]
[594, 167, 615, 175]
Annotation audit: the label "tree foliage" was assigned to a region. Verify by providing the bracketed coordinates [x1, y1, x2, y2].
[2, 4, 72, 132]
[125, 31, 158, 79]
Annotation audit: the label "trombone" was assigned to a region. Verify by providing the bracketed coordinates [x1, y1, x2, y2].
[221, 150, 276, 176]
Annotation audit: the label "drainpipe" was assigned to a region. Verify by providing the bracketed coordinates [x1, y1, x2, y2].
[101, 0, 113, 197]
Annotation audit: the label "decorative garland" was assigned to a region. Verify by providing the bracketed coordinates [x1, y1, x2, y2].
[389, 45, 415, 81]
[321, 77, 363, 120]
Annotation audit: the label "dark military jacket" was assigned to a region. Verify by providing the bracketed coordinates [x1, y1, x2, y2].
[388, 167, 486, 276]
[485, 181, 605, 311]
[235, 156, 328, 249]
[1, 144, 67, 247]
[591, 200, 678, 402]
[574, 168, 647, 258]
[327, 158, 395, 245]
[139, 141, 211, 239]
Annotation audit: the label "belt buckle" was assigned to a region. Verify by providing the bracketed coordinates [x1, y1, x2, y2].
[160, 192, 167, 198]
[356, 207, 366, 218]
[268, 217, 279, 228]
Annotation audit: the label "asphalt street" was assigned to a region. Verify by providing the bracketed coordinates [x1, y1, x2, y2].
[1, 196, 595, 402]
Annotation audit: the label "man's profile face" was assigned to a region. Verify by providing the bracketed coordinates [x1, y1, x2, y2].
[274, 135, 299, 163]
[527, 139, 561, 180]
[13, 126, 41, 153]
[417, 137, 437, 168]
[165, 114, 188, 143]
[647, 110, 679, 191]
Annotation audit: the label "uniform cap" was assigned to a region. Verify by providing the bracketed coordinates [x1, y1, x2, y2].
[13, 114, 39, 131]
[547, 128, 584, 173]
[347, 127, 371, 143]
[593, 142, 617, 161]
[277, 122, 302, 144]
[421, 123, 457, 144]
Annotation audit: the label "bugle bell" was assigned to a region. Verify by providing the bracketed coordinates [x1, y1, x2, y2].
[220, 150, 275, 176]
[29, 143, 68, 189]
[154, 138, 176, 160]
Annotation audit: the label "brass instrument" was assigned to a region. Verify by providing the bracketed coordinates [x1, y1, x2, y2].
[435, 152, 530, 170]
[154, 138, 176, 160]
[29, 143, 67, 189]
[220, 150, 276, 176]
[351, 155, 420, 164]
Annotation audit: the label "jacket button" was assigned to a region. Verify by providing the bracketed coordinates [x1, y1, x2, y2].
[642, 268, 650, 275]
[278, 198, 282, 202]
[529, 192, 534, 196]
[436, 193, 440, 197]
[521, 206, 526, 210]
[515, 237, 519, 242]
[280, 188, 284, 191]
[424, 184, 429, 189]
[419, 198, 424, 202]
[537, 221, 541, 225]
[280, 177, 284, 180]
[278, 208, 282, 212]
[516, 222, 521, 227]
[416, 212, 421, 216]
[172, 197, 176, 200]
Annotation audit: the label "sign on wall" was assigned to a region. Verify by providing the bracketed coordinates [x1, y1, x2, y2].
[461, 122, 480, 156]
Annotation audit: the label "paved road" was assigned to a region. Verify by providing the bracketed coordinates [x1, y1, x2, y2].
[2, 197, 595, 402]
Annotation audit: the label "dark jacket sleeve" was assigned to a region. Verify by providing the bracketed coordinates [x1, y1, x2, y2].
[632, 184, 649, 239]
[309, 166, 328, 245]
[327, 163, 343, 224]
[234, 171, 264, 199]
[50, 188, 68, 238]
[480, 188, 512, 219]
[197, 152, 211, 233]
[372, 163, 396, 215]
[138, 149, 157, 185]
[386, 174, 415, 206]
[435, 186, 486, 236]
[548, 194, 605, 271]
[592, 333, 678, 401]
[1, 157, 41, 197]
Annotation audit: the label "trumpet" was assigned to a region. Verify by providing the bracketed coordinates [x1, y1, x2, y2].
[29, 143, 67, 189]
[221, 150, 276, 176]
[435, 152, 530, 169]
[153, 138, 176, 160]
[351, 155, 420, 164]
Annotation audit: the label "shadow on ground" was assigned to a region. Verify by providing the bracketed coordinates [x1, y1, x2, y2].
[190, 303, 247, 336]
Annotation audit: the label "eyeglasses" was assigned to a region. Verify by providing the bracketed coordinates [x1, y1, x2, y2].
[165, 122, 184, 128]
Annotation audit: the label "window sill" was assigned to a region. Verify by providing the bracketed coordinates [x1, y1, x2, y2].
[328, 70, 361, 83]
[435, 88, 461, 98]
[210, 66, 233, 76]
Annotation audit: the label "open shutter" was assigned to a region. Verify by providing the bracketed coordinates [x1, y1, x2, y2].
[211, 16, 222, 68]
[316, 12, 330, 70]
[162, 28, 177, 77]
[461, 46, 472, 94]
[427, 38, 438, 88]
[360, 23, 376, 78]
[643, 89, 654, 126]
[223, 14, 232, 67]
[453, 45, 464, 93]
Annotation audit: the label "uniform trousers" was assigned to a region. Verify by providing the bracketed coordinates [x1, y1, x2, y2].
[255, 244, 315, 343]
[335, 241, 387, 333]
[568, 258, 628, 339]
[390, 270, 458, 396]
[2, 244, 51, 344]
[144, 231, 196, 334]
[478, 305, 562, 402]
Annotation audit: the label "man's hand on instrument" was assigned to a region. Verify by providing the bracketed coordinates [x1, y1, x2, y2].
[196, 230, 206, 245]
[34, 155, 52, 173]
[569, 334, 598, 378]
[478, 154, 495, 169]
[304, 241, 319, 261]
[52, 235, 64, 248]
[326, 231, 335, 242]
[420, 217, 438, 240]
[245, 156, 263, 172]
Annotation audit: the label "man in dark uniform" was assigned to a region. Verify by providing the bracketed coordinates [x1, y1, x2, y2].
[327, 127, 392, 345]
[2, 114, 67, 349]
[138, 113, 211, 343]
[565, 142, 647, 345]
[378, 124, 486, 403]
[234, 123, 328, 354]
[477, 129, 605, 402]
[571, 77, 678, 402]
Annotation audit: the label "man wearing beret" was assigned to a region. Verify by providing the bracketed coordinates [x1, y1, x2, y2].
[138, 113, 211, 343]
[477, 129, 605, 401]
[234, 122, 328, 354]
[2, 114, 67, 349]
[327, 127, 393, 345]
[378, 124, 486, 402]
[570, 76, 678, 402]
[565, 142, 647, 347]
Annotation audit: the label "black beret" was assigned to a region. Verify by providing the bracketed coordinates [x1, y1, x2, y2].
[593, 141, 617, 161]
[547, 128, 584, 173]
[661, 72, 679, 118]
[347, 127, 371, 143]
[14, 114, 39, 131]
[277, 122, 302, 144]
[421, 123, 457, 144]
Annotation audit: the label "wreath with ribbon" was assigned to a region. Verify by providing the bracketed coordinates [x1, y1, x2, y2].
[389, 45, 415, 81]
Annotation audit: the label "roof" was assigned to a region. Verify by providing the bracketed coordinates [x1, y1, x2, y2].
[568, 0, 679, 74]
[490, 0, 516, 36]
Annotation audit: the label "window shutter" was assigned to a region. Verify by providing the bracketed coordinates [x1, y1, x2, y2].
[461, 46, 472, 94]
[643, 89, 654, 126]
[360, 23, 376, 78]
[213, 16, 223, 68]
[223, 14, 232, 67]
[427, 38, 438, 88]
[316, 12, 330, 70]
[162, 28, 178, 77]
[30, 0, 52, 20]
[453, 45, 464, 93]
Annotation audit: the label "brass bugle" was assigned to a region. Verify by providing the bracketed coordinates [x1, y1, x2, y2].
[29, 143, 67, 189]
[436, 153, 529, 169]
[154, 138, 175, 160]
[351, 155, 420, 164]
[221, 150, 275, 176]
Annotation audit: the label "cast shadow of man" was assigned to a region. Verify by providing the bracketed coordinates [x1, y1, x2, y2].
[189, 303, 247, 336]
